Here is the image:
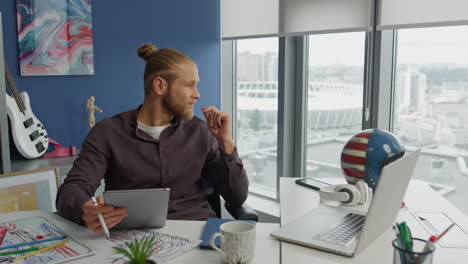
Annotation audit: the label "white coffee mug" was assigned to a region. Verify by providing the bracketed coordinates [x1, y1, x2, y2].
[209, 221, 256, 264]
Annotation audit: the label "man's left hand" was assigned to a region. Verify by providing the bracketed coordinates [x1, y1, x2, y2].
[202, 106, 235, 155]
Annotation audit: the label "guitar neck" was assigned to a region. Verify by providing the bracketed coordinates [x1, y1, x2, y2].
[4, 63, 26, 112]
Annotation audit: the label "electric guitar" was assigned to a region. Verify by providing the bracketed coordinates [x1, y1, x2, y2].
[4, 63, 48, 159]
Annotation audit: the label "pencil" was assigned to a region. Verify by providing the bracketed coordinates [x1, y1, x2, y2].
[0, 236, 66, 250]
[0, 247, 39, 256]
[10, 241, 69, 263]
[436, 223, 455, 241]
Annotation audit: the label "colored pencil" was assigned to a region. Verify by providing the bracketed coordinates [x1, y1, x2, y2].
[436, 223, 455, 241]
[11, 241, 69, 263]
[0, 247, 39, 256]
[0, 236, 66, 250]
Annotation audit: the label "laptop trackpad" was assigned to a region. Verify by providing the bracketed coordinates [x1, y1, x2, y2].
[276, 207, 347, 238]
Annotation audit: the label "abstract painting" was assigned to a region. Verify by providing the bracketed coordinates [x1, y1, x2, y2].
[0, 167, 60, 213]
[16, 0, 94, 76]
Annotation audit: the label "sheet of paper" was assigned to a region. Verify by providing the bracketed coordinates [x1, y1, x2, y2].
[416, 211, 468, 248]
[0, 216, 94, 264]
[110, 230, 201, 264]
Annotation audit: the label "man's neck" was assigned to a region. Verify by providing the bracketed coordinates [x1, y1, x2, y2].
[137, 100, 173, 127]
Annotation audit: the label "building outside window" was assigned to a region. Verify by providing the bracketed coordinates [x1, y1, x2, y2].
[305, 32, 366, 180]
[236, 38, 278, 198]
[230, 27, 468, 216]
[394, 26, 468, 214]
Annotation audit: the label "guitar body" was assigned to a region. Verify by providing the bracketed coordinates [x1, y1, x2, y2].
[5, 91, 49, 159]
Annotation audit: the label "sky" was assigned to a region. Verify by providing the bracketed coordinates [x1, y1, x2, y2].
[236, 25, 468, 66]
[236, 33, 366, 66]
[398, 25, 468, 65]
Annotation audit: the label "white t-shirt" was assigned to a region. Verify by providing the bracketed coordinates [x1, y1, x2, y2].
[137, 121, 170, 141]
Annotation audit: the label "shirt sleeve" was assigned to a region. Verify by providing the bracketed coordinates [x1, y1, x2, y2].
[202, 134, 249, 208]
[55, 124, 109, 225]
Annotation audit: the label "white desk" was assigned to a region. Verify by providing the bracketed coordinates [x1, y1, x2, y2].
[0, 211, 279, 264]
[278, 177, 468, 264]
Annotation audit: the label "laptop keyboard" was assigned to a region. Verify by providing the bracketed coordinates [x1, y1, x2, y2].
[312, 213, 366, 246]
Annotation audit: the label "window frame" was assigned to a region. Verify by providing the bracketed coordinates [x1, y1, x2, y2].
[221, 30, 399, 201]
[222, 3, 468, 217]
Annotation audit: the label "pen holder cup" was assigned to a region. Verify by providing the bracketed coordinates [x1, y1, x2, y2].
[392, 238, 435, 264]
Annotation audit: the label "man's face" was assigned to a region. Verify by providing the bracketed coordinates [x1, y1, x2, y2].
[162, 63, 200, 120]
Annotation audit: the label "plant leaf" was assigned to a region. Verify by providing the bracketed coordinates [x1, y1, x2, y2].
[114, 235, 159, 264]
[113, 247, 133, 261]
[143, 236, 155, 257]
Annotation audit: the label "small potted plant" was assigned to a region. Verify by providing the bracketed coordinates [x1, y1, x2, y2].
[113, 235, 158, 264]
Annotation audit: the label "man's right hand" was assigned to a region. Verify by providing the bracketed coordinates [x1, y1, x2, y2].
[81, 196, 128, 233]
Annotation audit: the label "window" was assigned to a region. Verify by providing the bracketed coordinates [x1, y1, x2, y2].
[226, 28, 468, 215]
[306, 33, 366, 179]
[223, 9, 468, 219]
[394, 26, 468, 214]
[236, 38, 279, 198]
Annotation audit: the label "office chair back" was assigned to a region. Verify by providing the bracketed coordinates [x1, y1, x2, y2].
[201, 177, 258, 221]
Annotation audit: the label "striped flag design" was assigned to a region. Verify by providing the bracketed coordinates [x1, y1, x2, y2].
[341, 131, 373, 184]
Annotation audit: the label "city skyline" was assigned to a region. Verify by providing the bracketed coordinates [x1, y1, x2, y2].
[235, 28, 468, 215]
[237, 25, 468, 66]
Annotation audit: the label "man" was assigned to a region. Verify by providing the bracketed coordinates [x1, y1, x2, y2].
[56, 43, 248, 233]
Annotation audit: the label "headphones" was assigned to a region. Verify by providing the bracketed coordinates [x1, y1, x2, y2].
[319, 180, 372, 206]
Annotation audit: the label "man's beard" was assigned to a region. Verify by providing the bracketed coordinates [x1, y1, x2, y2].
[162, 89, 194, 120]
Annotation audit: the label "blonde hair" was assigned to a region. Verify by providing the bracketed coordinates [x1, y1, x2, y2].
[137, 43, 194, 96]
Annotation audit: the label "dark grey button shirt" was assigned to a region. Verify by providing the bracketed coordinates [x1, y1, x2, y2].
[56, 107, 249, 225]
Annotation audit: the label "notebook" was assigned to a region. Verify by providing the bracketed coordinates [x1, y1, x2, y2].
[200, 218, 256, 249]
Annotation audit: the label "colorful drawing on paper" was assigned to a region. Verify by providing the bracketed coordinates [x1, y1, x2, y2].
[110, 230, 201, 264]
[0, 217, 94, 264]
[16, 0, 94, 76]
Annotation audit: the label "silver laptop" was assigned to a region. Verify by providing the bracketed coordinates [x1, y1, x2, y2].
[104, 188, 170, 229]
[271, 150, 420, 256]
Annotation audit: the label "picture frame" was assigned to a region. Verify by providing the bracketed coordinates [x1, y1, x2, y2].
[0, 167, 61, 213]
[16, 0, 94, 76]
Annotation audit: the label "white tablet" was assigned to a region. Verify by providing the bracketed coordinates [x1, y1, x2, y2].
[103, 188, 170, 229]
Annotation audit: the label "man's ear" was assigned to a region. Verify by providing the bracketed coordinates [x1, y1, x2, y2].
[152, 77, 168, 96]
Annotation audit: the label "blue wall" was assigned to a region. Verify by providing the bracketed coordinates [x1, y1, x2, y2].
[0, 0, 220, 148]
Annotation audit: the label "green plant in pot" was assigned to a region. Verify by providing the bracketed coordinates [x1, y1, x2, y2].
[113, 235, 158, 264]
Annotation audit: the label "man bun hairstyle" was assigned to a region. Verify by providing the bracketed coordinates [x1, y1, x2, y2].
[137, 43, 158, 62]
[137, 43, 194, 96]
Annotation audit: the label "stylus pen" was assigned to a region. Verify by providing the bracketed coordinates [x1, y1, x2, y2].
[91, 197, 111, 240]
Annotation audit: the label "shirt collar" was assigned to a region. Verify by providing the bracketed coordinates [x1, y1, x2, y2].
[132, 105, 181, 142]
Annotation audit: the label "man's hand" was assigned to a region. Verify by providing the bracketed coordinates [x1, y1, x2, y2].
[81, 196, 128, 233]
[202, 106, 235, 155]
